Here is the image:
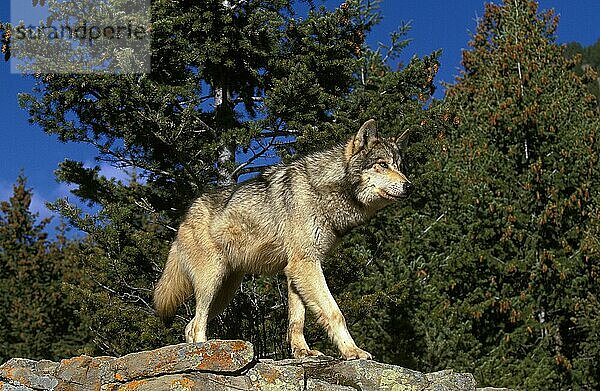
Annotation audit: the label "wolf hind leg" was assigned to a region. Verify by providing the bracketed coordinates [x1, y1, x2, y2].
[208, 271, 245, 321]
[185, 254, 229, 343]
[287, 277, 323, 358]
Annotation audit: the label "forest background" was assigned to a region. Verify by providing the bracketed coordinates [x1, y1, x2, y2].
[0, 1, 599, 389]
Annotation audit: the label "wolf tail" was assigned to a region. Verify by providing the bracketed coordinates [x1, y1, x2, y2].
[154, 241, 193, 324]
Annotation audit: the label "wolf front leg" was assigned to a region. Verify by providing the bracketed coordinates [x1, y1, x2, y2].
[287, 278, 324, 358]
[285, 258, 372, 360]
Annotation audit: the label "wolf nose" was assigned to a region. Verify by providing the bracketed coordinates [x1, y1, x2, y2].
[404, 182, 413, 195]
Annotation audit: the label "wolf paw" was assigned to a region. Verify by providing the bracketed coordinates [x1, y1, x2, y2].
[342, 346, 372, 360]
[293, 348, 324, 359]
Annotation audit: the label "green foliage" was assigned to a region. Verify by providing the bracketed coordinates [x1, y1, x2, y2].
[0, 22, 10, 61]
[426, 1, 600, 389]
[0, 175, 93, 362]
[565, 39, 600, 110]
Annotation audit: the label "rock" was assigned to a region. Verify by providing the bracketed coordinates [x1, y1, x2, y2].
[0, 340, 510, 390]
[303, 358, 429, 390]
[277, 358, 477, 391]
[103, 372, 252, 391]
[306, 378, 357, 391]
[56, 355, 114, 389]
[0, 358, 59, 390]
[247, 361, 305, 390]
[425, 370, 477, 391]
[98, 339, 254, 384]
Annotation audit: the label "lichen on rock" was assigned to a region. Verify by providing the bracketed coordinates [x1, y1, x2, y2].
[0, 340, 510, 391]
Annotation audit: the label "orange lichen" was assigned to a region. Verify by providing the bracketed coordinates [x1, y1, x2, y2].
[119, 379, 148, 390]
[170, 378, 195, 390]
[230, 341, 248, 352]
[259, 367, 281, 384]
[194, 349, 234, 370]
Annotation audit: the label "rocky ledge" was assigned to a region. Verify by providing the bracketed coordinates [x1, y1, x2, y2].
[0, 340, 510, 390]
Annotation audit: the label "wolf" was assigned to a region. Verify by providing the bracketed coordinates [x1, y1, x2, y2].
[154, 119, 411, 360]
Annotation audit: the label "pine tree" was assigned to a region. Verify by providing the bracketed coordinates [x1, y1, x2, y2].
[423, 1, 600, 388]
[0, 175, 93, 362]
[9, 0, 441, 358]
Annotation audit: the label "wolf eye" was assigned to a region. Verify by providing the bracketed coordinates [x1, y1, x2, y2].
[376, 162, 389, 169]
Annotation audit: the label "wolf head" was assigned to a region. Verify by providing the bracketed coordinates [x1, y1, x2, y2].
[345, 119, 412, 207]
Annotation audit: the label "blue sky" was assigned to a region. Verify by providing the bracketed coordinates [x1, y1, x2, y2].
[0, 0, 598, 224]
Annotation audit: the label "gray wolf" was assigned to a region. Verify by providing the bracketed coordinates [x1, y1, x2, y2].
[154, 119, 411, 360]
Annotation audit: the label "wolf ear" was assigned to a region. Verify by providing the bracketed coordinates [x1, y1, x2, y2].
[346, 119, 378, 159]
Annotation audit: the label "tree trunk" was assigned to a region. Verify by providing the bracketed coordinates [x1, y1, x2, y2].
[214, 85, 236, 186]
